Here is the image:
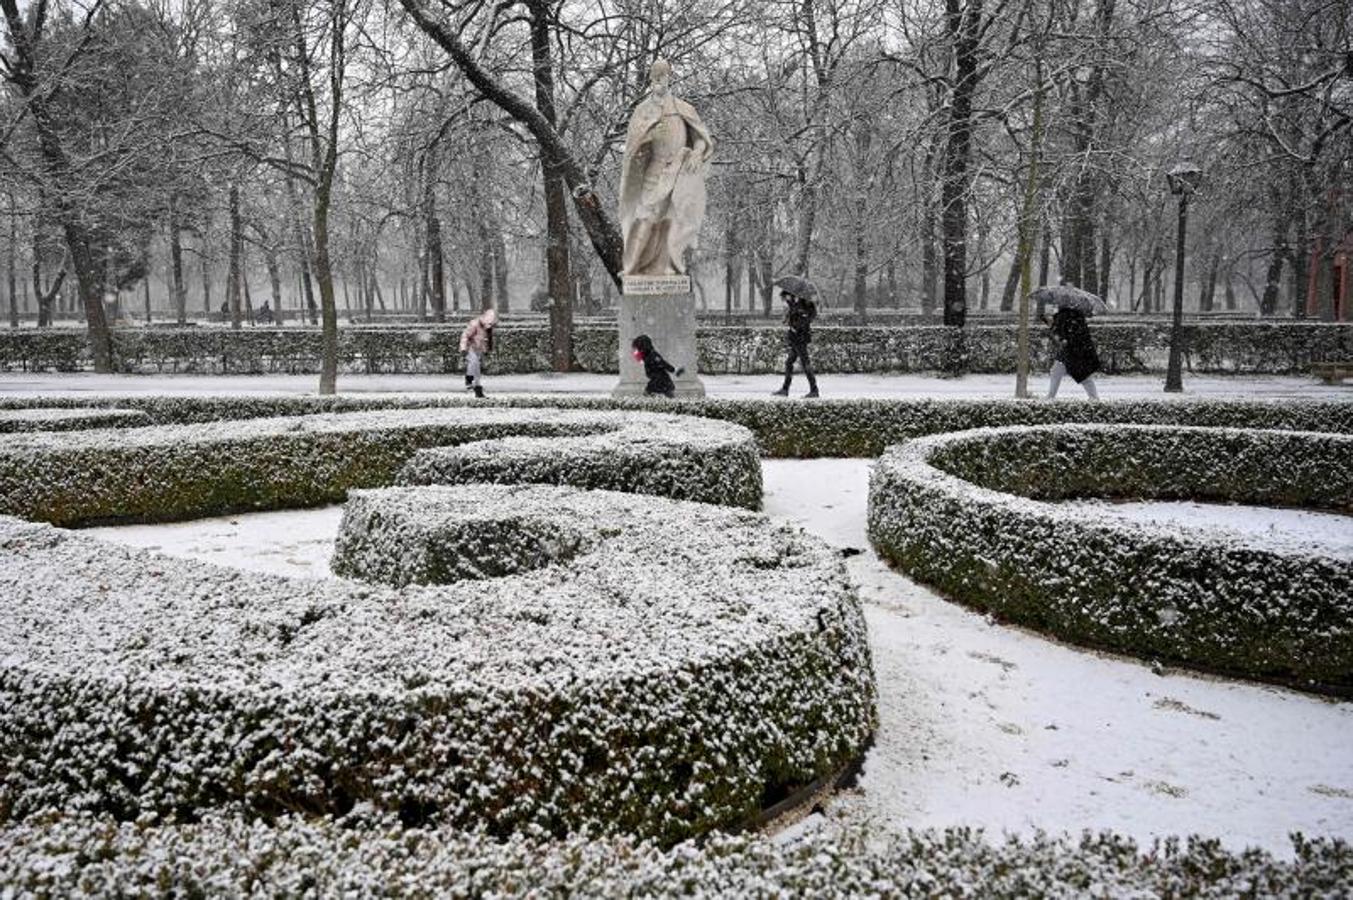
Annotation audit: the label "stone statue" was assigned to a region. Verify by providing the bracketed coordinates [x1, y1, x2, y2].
[618, 59, 713, 277]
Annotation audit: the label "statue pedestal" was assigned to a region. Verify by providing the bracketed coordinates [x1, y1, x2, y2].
[613, 276, 706, 399]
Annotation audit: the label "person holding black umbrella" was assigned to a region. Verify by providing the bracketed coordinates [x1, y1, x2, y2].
[771, 275, 819, 398]
[1039, 282, 1102, 399]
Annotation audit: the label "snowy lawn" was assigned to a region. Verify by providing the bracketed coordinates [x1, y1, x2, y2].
[3, 370, 1350, 400]
[84, 457, 1353, 855]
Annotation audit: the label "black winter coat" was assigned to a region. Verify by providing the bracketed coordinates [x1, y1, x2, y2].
[1051, 309, 1101, 382]
[633, 334, 677, 395]
[785, 298, 817, 346]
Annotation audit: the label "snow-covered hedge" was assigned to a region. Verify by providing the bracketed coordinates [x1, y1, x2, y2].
[398, 418, 760, 509]
[1, 393, 1350, 457]
[0, 407, 760, 526]
[869, 424, 1353, 692]
[2, 814, 1350, 897]
[2, 320, 1349, 375]
[0, 407, 150, 433]
[0, 484, 875, 840]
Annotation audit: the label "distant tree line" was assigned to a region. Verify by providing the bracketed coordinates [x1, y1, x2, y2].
[3, 0, 1349, 390]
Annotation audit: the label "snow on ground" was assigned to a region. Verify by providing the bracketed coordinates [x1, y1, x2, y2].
[761, 460, 1353, 855]
[87, 506, 345, 579]
[80, 459, 1353, 855]
[1060, 499, 1353, 561]
[3, 371, 1350, 400]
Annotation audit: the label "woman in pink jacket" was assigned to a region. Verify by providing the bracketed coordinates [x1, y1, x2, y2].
[459, 308, 497, 398]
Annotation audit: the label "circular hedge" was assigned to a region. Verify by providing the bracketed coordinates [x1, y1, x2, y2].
[0, 483, 875, 842]
[0, 407, 761, 526]
[868, 424, 1353, 692]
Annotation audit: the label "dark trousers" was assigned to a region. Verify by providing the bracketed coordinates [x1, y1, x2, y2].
[781, 341, 817, 391]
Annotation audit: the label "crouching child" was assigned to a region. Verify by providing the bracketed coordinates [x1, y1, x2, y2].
[631, 334, 685, 399]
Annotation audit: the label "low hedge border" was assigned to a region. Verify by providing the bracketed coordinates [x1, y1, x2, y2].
[3, 321, 1350, 375]
[3, 815, 1350, 897]
[1, 393, 1350, 456]
[0, 484, 875, 840]
[868, 424, 1353, 693]
[0, 407, 761, 526]
[0, 407, 151, 433]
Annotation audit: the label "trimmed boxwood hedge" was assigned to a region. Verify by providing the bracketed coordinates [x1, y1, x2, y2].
[2, 814, 1350, 897]
[1, 393, 1350, 456]
[868, 424, 1353, 693]
[0, 407, 761, 526]
[2, 320, 1349, 374]
[0, 407, 150, 432]
[0, 484, 875, 840]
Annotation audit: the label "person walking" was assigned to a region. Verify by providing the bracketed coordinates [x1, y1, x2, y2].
[771, 279, 819, 398]
[1044, 306, 1101, 399]
[631, 334, 685, 398]
[460, 308, 498, 399]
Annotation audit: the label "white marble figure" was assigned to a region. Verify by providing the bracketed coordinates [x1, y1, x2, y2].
[618, 59, 713, 278]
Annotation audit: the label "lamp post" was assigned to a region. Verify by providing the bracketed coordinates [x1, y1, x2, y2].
[1164, 162, 1202, 392]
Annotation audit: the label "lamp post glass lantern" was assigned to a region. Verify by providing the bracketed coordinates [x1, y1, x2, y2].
[1164, 162, 1202, 392]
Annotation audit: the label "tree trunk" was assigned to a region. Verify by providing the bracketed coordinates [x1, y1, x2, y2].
[853, 197, 868, 322]
[201, 254, 212, 318]
[921, 202, 938, 316]
[1014, 53, 1044, 398]
[528, 0, 572, 371]
[939, 0, 982, 329]
[226, 185, 243, 331]
[265, 247, 283, 320]
[314, 180, 339, 392]
[169, 197, 186, 325]
[1000, 261, 1020, 312]
[242, 264, 255, 325]
[427, 209, 446, 322]
[1198, 252, 1219, 312]
[794, 159, 822, 276]
[6, 195, 16, 328]
[1291, 209, 1309, 318]
[757, 251, 773, 316]
[1038, 225, 1052, 287]
[1098, 230, 1112, 300]
[1260, 244, 1285, 317]
[143, 267, 152, 324]
[362, 262, 374, 322]
[492, 228, 509, 312]
[479, 232, 494, 309]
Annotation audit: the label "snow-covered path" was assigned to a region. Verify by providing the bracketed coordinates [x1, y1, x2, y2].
[83, 459, 1353, 855]
[4, 370, 1350, 401]
[761, 460, 1353, 855]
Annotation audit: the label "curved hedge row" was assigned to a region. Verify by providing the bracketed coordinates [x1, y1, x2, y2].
[0, 407, 761, 526]
[869, 424, 1353, 692]
[4, 814, 1350, 897]
[0, 484, 875, 840]
[1, 393, 1350, 456]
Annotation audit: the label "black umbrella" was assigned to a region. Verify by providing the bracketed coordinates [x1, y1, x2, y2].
[773, 274, 819, 299]
[1032, 285, 1108, 316]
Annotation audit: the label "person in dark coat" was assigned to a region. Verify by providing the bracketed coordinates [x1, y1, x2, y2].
[1044, 307, 1101, 399]
[631, 334, 684, 398]
[772, 291, 819, 398]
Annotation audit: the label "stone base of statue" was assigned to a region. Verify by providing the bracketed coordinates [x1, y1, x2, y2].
[613, 275, 706, 399]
